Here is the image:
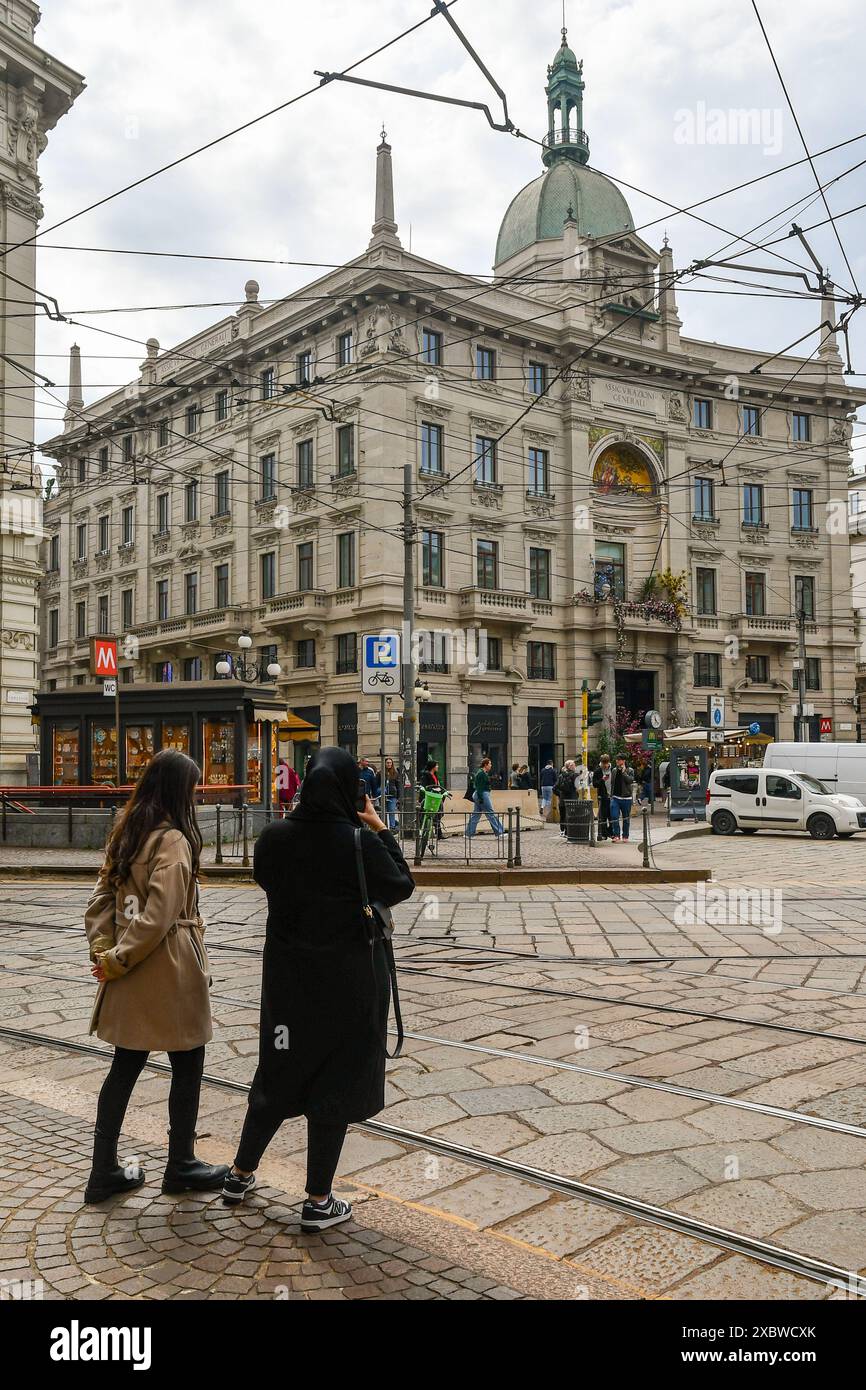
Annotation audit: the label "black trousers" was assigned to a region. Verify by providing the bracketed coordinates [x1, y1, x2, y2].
[94, 1045, 205, 1158]
[234, 1094, 348, 1195]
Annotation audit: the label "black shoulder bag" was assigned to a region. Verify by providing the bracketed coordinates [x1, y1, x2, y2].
[353, 827, 404, 1059]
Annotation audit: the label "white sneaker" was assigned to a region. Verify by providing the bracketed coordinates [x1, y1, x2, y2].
[300, 1194, 353, 1232]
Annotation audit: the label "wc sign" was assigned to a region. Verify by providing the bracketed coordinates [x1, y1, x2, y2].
[362, 631, 402, 694]
[90, 636, 118, 678]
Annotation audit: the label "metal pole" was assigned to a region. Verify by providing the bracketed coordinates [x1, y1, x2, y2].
[114, 675, 121, 789]
[379, 693, 386, 825]
[641, 807, 651, 868]
[796, 606, 807, 742]
[241, 802, 249, 868]
[580, 678, 589, 800]
[515, 805, 522, 866]
[506, 806, 513, 868]
[215, 803, 223, 865]
[401, 462, 417, 841]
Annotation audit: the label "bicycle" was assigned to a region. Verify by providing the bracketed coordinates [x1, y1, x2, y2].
[416, 785, 451, 859]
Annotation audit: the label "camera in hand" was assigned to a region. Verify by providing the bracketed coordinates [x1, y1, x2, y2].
[356, 780, 368, 812]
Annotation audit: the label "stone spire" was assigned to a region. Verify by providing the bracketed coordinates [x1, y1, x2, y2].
[818, 276, 844, 371]
[64, 342, 83, 429]
[370, 128, 401, 246]
[658, 237, 681, 352]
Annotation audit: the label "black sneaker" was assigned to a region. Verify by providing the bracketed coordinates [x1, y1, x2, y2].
[221, 1169, 256, 1206]
[300, 1194, 352, 1232]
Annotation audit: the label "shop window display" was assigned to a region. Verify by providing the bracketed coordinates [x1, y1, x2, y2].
[125, 724, 155, 782]
[52, 724, 80, 786]
[90, 722, 118, 785]
[202, 718, 235, 789]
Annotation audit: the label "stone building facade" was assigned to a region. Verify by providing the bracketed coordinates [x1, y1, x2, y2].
[0, 0, 83, 781]
[40, 34, 863, 786]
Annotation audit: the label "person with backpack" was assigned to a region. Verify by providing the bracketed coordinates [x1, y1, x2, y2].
[555, 759, 578, 838]
[465, 758, 505, 838]
[609, 755, 635, 842]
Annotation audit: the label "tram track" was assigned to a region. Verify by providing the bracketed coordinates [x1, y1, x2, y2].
[0, 1019, 861, 1298]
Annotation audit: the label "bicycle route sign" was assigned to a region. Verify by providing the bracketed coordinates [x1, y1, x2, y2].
[362, 630, 403, 695]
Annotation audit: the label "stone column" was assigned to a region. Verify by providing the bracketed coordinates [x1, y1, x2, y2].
[600, 651, 616, 726]
[669, 648, 689, 727]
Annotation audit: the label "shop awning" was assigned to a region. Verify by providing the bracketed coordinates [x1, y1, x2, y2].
[251, 707, 288, 724]
[278, 710, 321, 741]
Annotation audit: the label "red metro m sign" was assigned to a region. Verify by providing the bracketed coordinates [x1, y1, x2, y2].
[90, 636, 118, 678]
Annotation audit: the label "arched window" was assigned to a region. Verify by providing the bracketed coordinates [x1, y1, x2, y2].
[592, 443, 655, 496]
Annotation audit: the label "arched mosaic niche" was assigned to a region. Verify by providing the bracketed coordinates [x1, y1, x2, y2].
[592, 441, 656, 497]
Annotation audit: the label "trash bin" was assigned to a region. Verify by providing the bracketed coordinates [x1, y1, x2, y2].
[564, 800, 594, 844]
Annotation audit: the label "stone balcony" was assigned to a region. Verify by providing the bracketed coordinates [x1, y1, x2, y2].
[262, 590, 331, 629]
[128, 605, 260, 649]
[459, 587, 553, 625]
[735, 613, 818, 642]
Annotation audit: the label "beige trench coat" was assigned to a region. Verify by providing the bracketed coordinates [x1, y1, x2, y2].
[84, 826, 213, 1052]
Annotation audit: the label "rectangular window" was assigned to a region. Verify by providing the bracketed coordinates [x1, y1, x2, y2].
[421, 530, 444, 587]
[337, 532, 356, 588]
[120, 667, 133, 685]
[185, 479, 199, 522]
[260, 552, 276, 600]
[157, 419, 169, 448]
[214, 470, 230, 516]
[746, 654, 769, 682]
[215, 389, 229, 423]
[260, 452, 277, 500]
[49, 533, 60, 571]
[417, 631, 449, 675]
[420, 422, 443, 474]
[337, 330, 353, 367]
[594, 541, 625, 600]
[122, 434, 134, 462]
[260, 645, 278, 681]
[296, 350, 312, 385]
[474, 435, 497, 484]
[121, 505, 134, 545]
[260, 367, 275, 400]
[693, 398, 713, 430]
[336, 632, 357, 674]
[336, 424, 355, 476]
[527, 641, 556, 680]
[528, 446, 549, 495]
[743, 483, 764, 526]
[121, 588, 133, 629]
[184, 571, 198, 615]
[421, 329, 442, 366]
[476, 539, 499, 590]
[792, 487, 813, 530]
[77, 457, 87, 483]
[185, 403, 200, 435]
[296, 438, 314, 488]
[48, 608, 59, 647]
[97, 594, 109, 635]
[696, 567, 716, 615]
[297, 541, 314, 590]
[296, 637, 316, 669]
[528, 360, 547, 396]
[529, 547, 551, 600]
[98, 515, 110, 553]
[694, 652, 721, 687]
[215, 562, 229, 608]
[743, 405, 761, 437]
[476, 345, 496, 381]
[793, 412, 811, 443]
[75, 600, 86, 638]
[485, 636, 502, 671]
[183, 657, 202, 681]
[156, 579, 169, 621]
[693, 476, 715, 520]
[805, 656, 821, 691]
[156, 492, 170, 534]
[795, 574, 815, 619]
[99, 446, 109, 474]
[745, 571, 766, 616]
[76, 523, 87, 561]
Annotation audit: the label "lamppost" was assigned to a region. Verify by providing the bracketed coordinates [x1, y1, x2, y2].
[215, 630, 282, 683]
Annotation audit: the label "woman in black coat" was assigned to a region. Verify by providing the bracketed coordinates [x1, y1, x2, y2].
[222, 747, 414, 1230]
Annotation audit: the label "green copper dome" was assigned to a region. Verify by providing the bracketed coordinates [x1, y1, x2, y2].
[494, 32, 634, 265]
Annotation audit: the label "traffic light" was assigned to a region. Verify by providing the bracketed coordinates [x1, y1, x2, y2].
[587, 689, 604, 726]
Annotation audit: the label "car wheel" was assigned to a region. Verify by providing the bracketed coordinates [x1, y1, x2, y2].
[807, 813, 836, 840]
[711, 809, 738, 836]
[741, 827, 759, 834]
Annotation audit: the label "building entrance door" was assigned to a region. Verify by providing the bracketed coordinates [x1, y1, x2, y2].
[615, 669, 656, 724]
[467, 705, 509, 790]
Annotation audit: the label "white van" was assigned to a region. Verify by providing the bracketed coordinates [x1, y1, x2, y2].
[762, 742, 866, 801]
[707, 766, 866, 839]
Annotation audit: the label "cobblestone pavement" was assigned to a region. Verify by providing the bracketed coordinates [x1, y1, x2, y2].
[4, 834, 866, 1300]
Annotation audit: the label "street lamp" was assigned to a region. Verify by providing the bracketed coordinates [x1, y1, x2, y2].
[215, 630, 282, 683]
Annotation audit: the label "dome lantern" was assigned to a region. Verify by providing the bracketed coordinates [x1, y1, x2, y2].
[542, 28, 589, 167]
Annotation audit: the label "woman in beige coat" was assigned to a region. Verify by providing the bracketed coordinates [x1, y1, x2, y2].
[83, 749, 228, 1203]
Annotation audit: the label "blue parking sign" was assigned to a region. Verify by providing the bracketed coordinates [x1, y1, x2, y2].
[362, 630, 402, 694]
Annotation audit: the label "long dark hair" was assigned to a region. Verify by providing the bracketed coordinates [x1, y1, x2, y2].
[104, 749, 202, 889]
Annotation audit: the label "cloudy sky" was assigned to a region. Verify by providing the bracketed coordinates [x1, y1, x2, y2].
[31, 0, 866, 458]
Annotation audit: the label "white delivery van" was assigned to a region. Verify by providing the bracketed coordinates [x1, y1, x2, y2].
[706, 766, 866, 839]
[762, 742, 866, 801]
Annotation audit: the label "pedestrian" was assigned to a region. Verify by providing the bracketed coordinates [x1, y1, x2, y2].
[222, 746, 414, 1228]
[637, 763, 654, 806]
[539, 758, 557, 819]
[516, 764, 532, 791]
[83, 749, 229, 1204]
[382, 756, 400, 831]
[554, 759, 578, 838]
[277, 757, 300, 817]
[420, 758, 445, 839]
[357, 756, 380, 806]
[592, 754, 612, 841]
[508, 761, 520, 790]
[609, 754, 635, 842]
[465, 757, 505, 838]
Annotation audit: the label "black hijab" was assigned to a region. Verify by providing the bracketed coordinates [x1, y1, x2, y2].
[292, 745, 361, 824]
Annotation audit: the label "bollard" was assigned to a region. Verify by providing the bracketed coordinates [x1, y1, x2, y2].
[506, 806, 514, 868]
[515, 806, 522, 866]
[241, 803, 250, 869]
[640, 807, 651, 868]
[1, 795, 6, 843]
[215, 804, 223, 865]
[68, 799, 74, 845]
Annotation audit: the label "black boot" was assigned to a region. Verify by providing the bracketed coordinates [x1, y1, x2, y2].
[84, 1126, 146, 1204]
[162, 1129, 229, 1195]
